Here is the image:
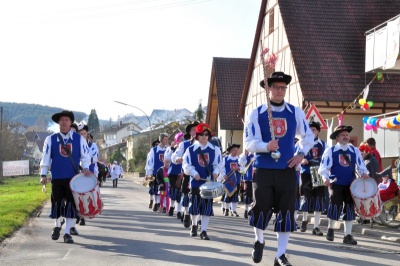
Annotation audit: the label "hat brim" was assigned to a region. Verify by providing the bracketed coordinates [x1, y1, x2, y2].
[51, 111, 74, 124]
[260, 76, 292, 88]
[226, 144, 241, 152]
[329, 126, 353, 139]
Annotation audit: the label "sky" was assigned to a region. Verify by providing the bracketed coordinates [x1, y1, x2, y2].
[0, 0, 260, 121]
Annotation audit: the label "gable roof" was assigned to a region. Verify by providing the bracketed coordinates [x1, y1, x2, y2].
[240, 0, 400, 116]
[208, 57, 249, 130]
[279, 0, 400, 103]
[25, 131, 52, 142]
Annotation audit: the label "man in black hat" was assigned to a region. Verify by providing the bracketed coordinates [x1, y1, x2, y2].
[298, 122, 329, 236]
[319, 125, 369, 245]
[220, 144, 241, 217]
[145, 139, 161, 209]
[244, 72, 314, 265]
[40, 110, 91, 244]
[171, 121, 199, 226]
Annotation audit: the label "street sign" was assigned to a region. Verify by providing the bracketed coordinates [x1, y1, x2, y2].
[305, 104, 328, 130]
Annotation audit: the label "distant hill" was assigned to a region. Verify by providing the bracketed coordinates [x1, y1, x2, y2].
[0, 102, 88, 128]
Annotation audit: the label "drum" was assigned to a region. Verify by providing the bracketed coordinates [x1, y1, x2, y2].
[199, 181, 225, 199]
[350, 177, 381, 219]
[310, 166, 324, 188]
[70, 173, 103, 219]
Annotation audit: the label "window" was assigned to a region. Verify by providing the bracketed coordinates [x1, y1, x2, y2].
[269, 9, 274, 35]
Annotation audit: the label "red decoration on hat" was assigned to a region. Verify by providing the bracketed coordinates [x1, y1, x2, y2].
[195, 123, 211, 134]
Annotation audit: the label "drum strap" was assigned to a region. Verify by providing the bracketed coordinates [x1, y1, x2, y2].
[57, 133, 80, 174]
[339, 149, 356, 178]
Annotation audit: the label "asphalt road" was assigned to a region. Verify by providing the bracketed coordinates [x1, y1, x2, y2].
[1, 176, 400, 266]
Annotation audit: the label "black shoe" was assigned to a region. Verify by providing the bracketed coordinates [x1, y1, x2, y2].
[183, 214, 191, 228]
[225, 209, 229, 216]
[79, 218, 85, 226]
[244, 210, 248, 219]
[326, 228, 334, 241]
[231, 211, 239, 217]
[168, 207, 174, 216]
[222, 208, 225, 214]
[198, 220, 201, 226]
[274, 254, 292, 266]
[51, 227, 61, 240]
[70, 227, 79, 235]
[162, 207, 166, 213]
[312, 227, 323, 236]
[148, 200, 153, 209]
[343, 234, 357, 245]
[177, 212, 182, 220]
[296, 223, 300, 230]
[190, 225, 198, 237]
[63, 234, 74, 244]
[153, 203, 159, 212]
[200, 231, 210, 240]
[76, 216, 80, 224]
[252, 241, 265, 263]
[300, 221, 308, 232]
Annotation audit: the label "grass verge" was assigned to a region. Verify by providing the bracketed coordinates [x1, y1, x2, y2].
[0, 176, 50, 242]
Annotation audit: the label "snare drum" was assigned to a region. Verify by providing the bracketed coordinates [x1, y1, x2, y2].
[70, 173, 103, 219]
[310, 166, 324, 188]
[350, 177, 381, 219]
[199, 181, 225, 199]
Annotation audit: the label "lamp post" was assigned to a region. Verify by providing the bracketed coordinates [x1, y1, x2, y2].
[114, 101, 152, 146]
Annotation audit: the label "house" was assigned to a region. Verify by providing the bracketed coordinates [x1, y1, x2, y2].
[206, 57, 250, 152]
[238, 0, 400, 165]
[101, 121, 142, 147]
[24, 131, 52, 160]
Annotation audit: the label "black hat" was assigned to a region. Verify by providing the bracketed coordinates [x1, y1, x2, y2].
[309, 122, 321, 132]
[51, 110, 74, 124]
[260, 71, 292, 88]
[226, 144, 241, 153]
[185, 121, 200, 133]
[71, 122, 78, 131]
[152, 140, 160, 147]
[329, 125, 353, 140]
[376, 165, 393, 179]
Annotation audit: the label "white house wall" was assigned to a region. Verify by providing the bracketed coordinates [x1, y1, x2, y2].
[244, 2, 303, 122]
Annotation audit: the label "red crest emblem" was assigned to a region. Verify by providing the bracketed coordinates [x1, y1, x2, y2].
[198, 153, 209, 167]
[311, 147, 318, 158]
[159, 154, 164, 162]
[230, 162, 238, 171]
[60, 143, 73, 157]
[272, 118, 287, 138]
[339, 154, 350, 166]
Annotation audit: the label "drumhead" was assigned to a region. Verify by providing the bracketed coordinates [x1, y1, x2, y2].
[200, 181, 224, 190]
[70, 173, 97, 193]
[350, 178, 378, 199]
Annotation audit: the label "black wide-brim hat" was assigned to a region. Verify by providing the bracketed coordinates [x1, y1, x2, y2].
[185, 121, 200, 133]
[260, 71, 292, 88]
[329, 125, 353, 139]
[226, 144, 241, 153]
[376, 165, 393, 179]
[51, 110, 74, 124]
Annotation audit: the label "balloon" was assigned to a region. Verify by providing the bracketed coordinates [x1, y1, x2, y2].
[363, 103, 369, 110]
[367, 101, 373, 107]
[375, 119, 381, 127]
[393, 117, 400, 125]
[371, 118, 378, 126]
[359, 98, 366, 105]
[379, 119, 387, 128]
[396, 114, 400, 122]
[362, 116, 369, 124]
[377, 72, 383, 81]
[365, 124, 372, 130]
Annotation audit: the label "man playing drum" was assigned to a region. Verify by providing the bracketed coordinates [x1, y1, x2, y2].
[182, 123, 223, 240]
[244, 72, 314, 265]
[319, 125, 369, 245]
[298, 122, 329, 236]
[40, 110, 91, 244]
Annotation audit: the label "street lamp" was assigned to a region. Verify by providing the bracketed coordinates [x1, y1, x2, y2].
[114, 101, 152, 146]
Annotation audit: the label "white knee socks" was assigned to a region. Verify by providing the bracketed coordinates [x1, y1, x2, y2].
[191, 214, 199, 225]
[302, 212, 308, 221]
[314, 211, 321, 228]
[254, 227, 264, 243]
[276, 232, 290, 258]
[201, 216, 210, 232]
[64, 218, 73, 235]
[344, 220, 352, 236]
